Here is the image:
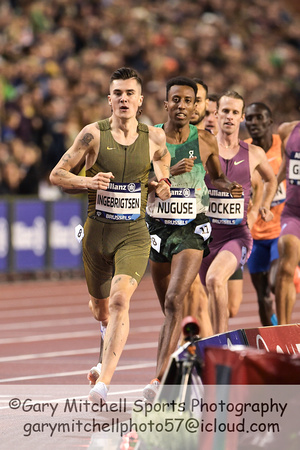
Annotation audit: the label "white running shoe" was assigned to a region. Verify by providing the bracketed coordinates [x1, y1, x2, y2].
[87, 362, 102, 386]
[100, 322, 107, 340]
[88, 381, 108, 405]
[87, 323, 107, 385]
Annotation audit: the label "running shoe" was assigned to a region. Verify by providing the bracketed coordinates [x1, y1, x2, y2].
[270, 313, 278, 326]
[87, 362, 102, 386]
[143, 378, 160, 403]
[88, 381, 108, 405]
[100, 322, 107, 340]
[87, 322, 107, 385]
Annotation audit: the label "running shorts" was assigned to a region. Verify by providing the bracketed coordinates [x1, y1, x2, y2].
[247, 238, 279, 274]
[82, 216, 150, 298]
[146, 213, 211, 263]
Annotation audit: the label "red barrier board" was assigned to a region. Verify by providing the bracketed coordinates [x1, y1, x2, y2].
[243, 323, 300, 355]
[199, 346, 300, 450]
[202, 345, 300, 384]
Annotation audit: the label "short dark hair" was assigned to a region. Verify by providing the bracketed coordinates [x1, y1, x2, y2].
[166, 77, 197, 100]
[207, 93, 219, 103]
[218, 90, 245, 113]
[192, 78, 208, 95]
[110, 67, 142, 89]
[245, 102, 272, 118]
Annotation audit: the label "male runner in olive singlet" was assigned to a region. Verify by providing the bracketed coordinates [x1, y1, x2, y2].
[50, 67, 171, 404]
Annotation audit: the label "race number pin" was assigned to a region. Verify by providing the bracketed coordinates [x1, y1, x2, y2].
[75, 224, 84, 243]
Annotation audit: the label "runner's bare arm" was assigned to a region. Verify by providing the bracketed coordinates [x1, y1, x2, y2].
[276, 151, 286, 186]
[200, 130, 243, 198]
[149, 126, 171, 199]
[170, 156, 197, 176]
[49, 123, 114, 191]
[63, 160, 87, 194]
[251, 144, 277, 221]
[247, 170, 264, 229]
[276, 121, 298, 185]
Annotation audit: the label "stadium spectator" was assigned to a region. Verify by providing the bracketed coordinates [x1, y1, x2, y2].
[1, 0, 300, 197]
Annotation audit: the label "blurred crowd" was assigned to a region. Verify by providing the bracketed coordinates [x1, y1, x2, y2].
[1, 0, 300, 197]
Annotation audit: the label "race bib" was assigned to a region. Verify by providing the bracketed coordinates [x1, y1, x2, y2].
[271, 182, 286, 207]
[151, 187, 196, 226]
[240, 245, 248, 265]
[75, 224, 84, 242]
[95, 182, 141, 221]
[150, 234, 162, 253]
[194, 222, 212, 241]
[288, 152, 300, 185]
[207, 190, 244, 225]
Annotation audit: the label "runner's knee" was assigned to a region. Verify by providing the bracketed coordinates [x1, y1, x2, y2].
[88, 299, 109, 323]
[109, 291, 130, 315]
[206, 272, 223, 293]
[164, 290, 182, 315]
[278, 257, 297, 279]
[228, 303, 239, 318]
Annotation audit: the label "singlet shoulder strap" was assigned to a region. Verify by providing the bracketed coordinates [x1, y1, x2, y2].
[97, 119, 148, 134]
[239, 140, 249, 151]
[137, 122, 149, 133]
[97, 118, 110, 131]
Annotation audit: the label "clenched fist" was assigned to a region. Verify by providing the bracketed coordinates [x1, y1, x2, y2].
[170, 157, 197, 176]
[150, 180, 171, 200]
[87, 172, 114, 190]
[229, 182, 243, 198]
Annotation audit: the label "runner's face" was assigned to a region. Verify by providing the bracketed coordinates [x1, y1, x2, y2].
[190, 84, 207, 126]
[245, 105, 272, 139]
[165, 85, 196, 127]
[108, 78, 143, 119]
[203, 100, 218, 135]
[217, 96, 244, 136]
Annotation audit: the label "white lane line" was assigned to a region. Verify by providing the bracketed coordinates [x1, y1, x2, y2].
[0, 299, 159, 319]
[229, 315, 267, 325]
[0, 305, 87, 319]
[1, 317, 92, 331]
[0, 291, 156, 307]
[0, 362, 156, 383]
[0, 287, 87, 301]
[0, 310, 162, 331]
[0, 325, 161, 345]
[0, 286, 155, 304]
[230, 314, 300, 325]
[0, 341, 158, 363]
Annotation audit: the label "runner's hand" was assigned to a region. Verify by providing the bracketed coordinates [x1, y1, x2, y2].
[170, 157, 197, 176]
[260, 206, 273, 222]
[229, 182, 243, 198]
[150, 180, 171, 200]
[87, 172, 114, 190]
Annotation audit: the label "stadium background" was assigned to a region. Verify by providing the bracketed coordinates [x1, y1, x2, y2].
[1, 3, 300, 448]
[1, 0, 300, 277]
